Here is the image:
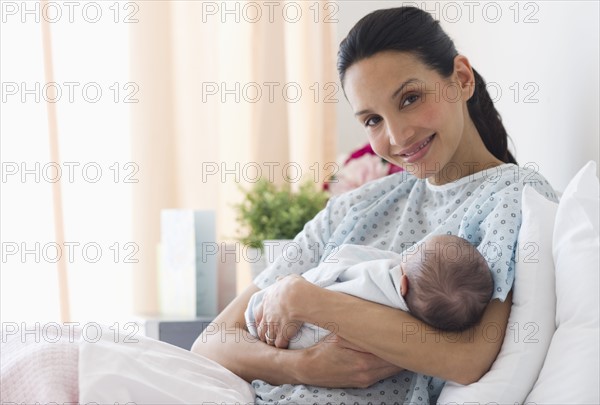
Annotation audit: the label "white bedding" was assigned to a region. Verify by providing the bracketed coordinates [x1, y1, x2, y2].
[1, 324, 79, 403]
[79, 328, 255, 403]
[1, 324, 255, 404]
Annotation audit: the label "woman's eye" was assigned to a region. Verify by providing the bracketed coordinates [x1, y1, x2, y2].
[402, 94, 420, 107]
[364, 116, 382, 127]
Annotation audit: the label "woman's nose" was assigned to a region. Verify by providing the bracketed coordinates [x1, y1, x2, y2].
[385, 121, 410, 146]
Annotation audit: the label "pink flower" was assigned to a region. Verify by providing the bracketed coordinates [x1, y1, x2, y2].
[324, 143, 403, 194]
[388, 163, 404, 174]
[328, 153, 389, 196]
[345, 143, 403, 175]
[345, 143, 375, 164]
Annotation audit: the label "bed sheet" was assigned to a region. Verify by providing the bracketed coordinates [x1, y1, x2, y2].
[1, 323, 255, 404]
[79, 327, 255, 403]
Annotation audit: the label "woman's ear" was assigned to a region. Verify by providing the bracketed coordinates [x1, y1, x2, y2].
[453, 54, 475, 101]
[400, 274, 409, 296]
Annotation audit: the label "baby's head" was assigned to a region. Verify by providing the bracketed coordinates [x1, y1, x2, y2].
[400, 234, 493, 332]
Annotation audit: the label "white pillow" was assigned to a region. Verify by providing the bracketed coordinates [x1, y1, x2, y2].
[525, 161, 600, 404]
[438, 185, 558, 404]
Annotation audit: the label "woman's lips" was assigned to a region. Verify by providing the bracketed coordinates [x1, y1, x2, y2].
[398, 134, 435, 163]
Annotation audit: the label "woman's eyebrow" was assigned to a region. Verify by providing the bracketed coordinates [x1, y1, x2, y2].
[391, 78, 421, 100]
[354, 77, 421, 117]
[354, 108, 371, 117]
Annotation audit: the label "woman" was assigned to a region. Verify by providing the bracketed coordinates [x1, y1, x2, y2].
[192, 6, 557, 404]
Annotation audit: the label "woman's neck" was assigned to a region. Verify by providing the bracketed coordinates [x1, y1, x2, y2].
[428, 121, 506, 186]
[428, 156, 505, 186]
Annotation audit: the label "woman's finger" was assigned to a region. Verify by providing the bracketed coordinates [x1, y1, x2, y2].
[254, 302, 263, 328]
[256, 317, 277, 345]
[265, 327, 276, 346]
[261, 321, 276, 345]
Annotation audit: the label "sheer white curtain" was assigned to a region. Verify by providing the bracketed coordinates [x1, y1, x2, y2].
[2, 0, 132, 324]
[1, 0, 337, 321]
[130, 0, 338, 314]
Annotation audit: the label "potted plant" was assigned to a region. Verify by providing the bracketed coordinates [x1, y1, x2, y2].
[234, 178, 329, 277]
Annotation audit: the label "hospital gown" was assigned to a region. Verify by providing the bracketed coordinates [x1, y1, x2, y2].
[252, 163, 557, 405]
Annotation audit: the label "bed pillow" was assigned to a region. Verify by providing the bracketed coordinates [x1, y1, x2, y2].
[525, 161, 600, 404]
[438, 185, 558, 404]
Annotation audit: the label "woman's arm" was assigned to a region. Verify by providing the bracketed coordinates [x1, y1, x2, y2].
[191, 284, 298, 384]
[258, 275, 512, 385]
[191, 283, 402, 386]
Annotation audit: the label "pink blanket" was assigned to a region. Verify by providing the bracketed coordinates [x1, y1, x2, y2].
[1, 323, 255, 403]
[1, 324, 79, 403]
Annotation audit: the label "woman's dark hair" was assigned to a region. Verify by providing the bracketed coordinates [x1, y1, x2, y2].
[338, 7, 517, 165]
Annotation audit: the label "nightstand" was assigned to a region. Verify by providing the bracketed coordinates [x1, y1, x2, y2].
[144, 317, 215, 350]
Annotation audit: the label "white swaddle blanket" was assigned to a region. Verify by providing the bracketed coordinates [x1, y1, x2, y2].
[246, 244, 409, 349]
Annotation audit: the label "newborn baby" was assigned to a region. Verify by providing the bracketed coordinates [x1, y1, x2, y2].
[245, 234, 493, 349]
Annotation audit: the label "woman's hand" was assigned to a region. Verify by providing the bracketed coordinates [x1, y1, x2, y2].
[298, 334, 404, 388]
[254, 275, 404, 386]
[254, 274, 305, 348]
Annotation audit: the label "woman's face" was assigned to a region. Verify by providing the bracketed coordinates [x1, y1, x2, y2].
[343, 51, 485, 184]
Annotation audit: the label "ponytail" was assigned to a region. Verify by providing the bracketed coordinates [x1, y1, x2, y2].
[468, 69, 517, 164]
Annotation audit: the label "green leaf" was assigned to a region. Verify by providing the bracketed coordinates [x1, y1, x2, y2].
[232, 179, 328, 251]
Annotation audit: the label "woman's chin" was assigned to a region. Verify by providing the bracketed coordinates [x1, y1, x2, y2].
[399, 158, 445, 180]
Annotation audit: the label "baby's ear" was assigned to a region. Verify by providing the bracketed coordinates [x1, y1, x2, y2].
[400, 274, 409, 296]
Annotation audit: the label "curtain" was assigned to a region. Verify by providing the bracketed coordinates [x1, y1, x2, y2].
[2, 0, 133, 323]
[1, 0, 337, 323]
[129, 1, 338, 315]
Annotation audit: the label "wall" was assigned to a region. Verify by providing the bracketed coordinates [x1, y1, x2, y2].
[335, 1, 599, 191]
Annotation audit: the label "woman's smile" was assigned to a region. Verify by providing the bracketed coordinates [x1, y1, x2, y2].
[395, 133, 436, 163]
